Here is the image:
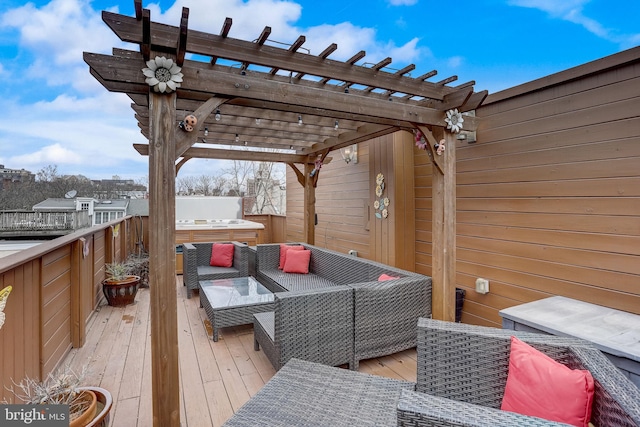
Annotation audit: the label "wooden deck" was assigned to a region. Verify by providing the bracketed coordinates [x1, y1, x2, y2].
[62, 277, 417, 426]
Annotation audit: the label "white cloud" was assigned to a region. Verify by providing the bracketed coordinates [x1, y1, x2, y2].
[388, 0, 418, 5]
[508, 0, 639, 46]
[447, 56, 464, 69]
[10, 143, 83, 166]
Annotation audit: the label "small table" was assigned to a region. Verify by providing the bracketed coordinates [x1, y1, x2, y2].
[200, 277, 274, 342]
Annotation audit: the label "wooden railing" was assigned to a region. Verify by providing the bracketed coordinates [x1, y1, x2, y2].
[0, 211, 91, 237]
[0, 215, 144, 403]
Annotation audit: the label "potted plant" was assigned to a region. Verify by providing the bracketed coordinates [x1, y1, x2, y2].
[102, 260, 141, 307]
[8, 365, 113, 427]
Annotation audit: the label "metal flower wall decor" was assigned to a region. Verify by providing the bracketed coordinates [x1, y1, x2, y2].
[374, 173, 390, 219]
[444, 108, 464, 133]
[142, 56, 184, 93]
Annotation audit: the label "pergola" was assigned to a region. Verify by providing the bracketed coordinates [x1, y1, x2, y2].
[84, 2, 487, 425]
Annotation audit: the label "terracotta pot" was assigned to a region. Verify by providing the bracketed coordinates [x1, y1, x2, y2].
[102, 275, 140, 307]
[77, 386, 113, 427]
[70, 389, 97, 427]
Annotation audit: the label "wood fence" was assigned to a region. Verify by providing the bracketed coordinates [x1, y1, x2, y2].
[0, 216, 142, 402]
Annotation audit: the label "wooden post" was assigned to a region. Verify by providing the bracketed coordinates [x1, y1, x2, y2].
[431, 128, 457, 321]
[148, 91, 180, 427]
[303, 163, 316, 245]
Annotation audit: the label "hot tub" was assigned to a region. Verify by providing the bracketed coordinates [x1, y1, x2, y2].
[176, 219, 265, 230]
[174, 218, 264, 274]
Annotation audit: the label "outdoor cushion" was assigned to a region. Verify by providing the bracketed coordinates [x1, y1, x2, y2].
[210, 243, 235, 267]
[378, 273, 399, 281]
[283, 249, 311, 274]
[501, 336, 594, 427]
[278, 244, 305, 269]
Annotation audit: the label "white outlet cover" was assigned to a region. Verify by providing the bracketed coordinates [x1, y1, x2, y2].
[475, 278, 489, 294]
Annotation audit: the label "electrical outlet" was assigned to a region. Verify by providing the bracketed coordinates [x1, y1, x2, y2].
[475, 278, 490, 294]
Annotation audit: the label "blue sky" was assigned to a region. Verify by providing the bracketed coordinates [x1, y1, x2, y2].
[0, 0, 638, 182]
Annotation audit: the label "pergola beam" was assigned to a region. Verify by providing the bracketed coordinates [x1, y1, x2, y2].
[102, 11, 461, 100]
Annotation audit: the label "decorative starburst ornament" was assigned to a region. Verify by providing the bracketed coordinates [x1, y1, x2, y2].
[444, 109, 464, 133]
[142, 56, 184, 93]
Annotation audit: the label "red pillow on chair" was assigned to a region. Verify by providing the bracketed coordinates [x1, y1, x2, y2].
[210, 243, 234, 267]
[501, 336, 594, 427]
[283, 249, 311, 274]
[278, 244, 305, 269]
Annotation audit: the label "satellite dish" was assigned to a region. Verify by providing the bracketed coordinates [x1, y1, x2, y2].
[64, 190, 77, 199]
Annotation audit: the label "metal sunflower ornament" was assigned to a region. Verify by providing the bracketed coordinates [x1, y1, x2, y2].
[444, 109, 464, 133]
[142, 56, 184, 93]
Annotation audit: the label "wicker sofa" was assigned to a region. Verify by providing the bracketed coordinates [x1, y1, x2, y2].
[225, 318, 640, 427]
[182, 241, 249, 298]
[254, 243, 432, 369]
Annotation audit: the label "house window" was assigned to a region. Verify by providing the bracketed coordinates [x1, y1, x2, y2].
[80, 202, 90, 210]
[95, 212, 103, 224]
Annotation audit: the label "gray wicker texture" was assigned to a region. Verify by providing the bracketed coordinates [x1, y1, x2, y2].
[223, 358, 414, 427]
[253, 286, 355, 370]
[225, 318, 640, 426]
[397, 389, 569, 427]
[350, 277, 430, 369]
[416, 318, 640, 427]
[183, 241, 249, 298]
[255, 243, 431, 368]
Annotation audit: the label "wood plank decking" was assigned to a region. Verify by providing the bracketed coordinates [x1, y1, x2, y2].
[63, 277, 417, 426]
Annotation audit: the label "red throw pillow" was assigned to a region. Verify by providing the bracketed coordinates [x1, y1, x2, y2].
[501, 336, 594, 427]
[210, 243, 234, 267]
[278, 244, 304, 269]
[378, 273, 399, 281]
[283, 249, 311, 274]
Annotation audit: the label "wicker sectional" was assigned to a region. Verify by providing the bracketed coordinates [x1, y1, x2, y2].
[254, 243, 432, 370]
[225, 318, 640, 427]
[182, 241, 249, 298]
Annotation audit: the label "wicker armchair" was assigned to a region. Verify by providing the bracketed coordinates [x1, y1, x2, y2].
[253, 285, 355, 370]
[182, 241, 249, 298]
[398, 318, 640, 427]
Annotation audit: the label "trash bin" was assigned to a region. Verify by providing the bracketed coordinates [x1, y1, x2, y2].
[455, 288, 466, 323]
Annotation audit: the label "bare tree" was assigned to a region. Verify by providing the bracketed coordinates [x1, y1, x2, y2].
[176, 175, 198, 195]
[224, 160, 253, 197]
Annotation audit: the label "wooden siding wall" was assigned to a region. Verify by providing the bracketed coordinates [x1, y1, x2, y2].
[414, 147, 434, 278]
[244, 214, 286, 244]
[287, 142, 372, 257]
[458, 51, 640, 327]
[0, 216, 144, 402]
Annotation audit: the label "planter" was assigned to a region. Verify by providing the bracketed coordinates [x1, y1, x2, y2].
[102, 275, 140, 307]
[70, 389, 97, 427]
[77, 386, 113, 427]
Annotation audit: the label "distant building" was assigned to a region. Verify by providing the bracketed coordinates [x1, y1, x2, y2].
[33, 197, 129, 226]
[245, 164, 286, 215]
[0, 164, 34, 190]
[91, 176, 147, 200]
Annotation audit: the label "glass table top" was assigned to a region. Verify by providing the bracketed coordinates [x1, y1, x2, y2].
[200, 276, 274, 309]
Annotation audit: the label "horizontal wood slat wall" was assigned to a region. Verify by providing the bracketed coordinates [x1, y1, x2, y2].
[287, 142, 372, 257]
[0, 217, 143, 403]
[459, 50, 640, 327]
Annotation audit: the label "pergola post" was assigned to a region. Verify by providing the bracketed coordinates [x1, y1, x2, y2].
[431, 128, 457, 321]
[148, 91, 180, 427]
[303, 162, 316, 245]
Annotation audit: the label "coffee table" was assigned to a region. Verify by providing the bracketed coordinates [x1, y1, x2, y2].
[199, 276, 275, 341]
